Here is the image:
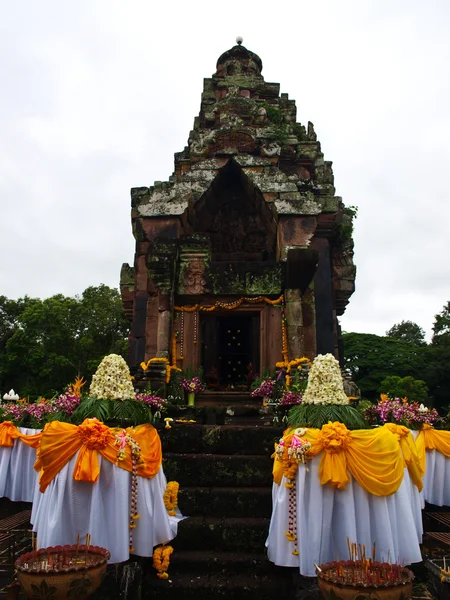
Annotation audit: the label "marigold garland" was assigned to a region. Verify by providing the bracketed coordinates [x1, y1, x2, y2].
[153, 545, 174, 579]
[164, 481, 179, 516]
[276, 357, 311, 389]
[174, 294, 283, 313]
[142, 294, 287, 377]
[140, 356, 182, 384]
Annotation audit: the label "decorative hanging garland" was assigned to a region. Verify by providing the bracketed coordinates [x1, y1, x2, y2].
[174, 294, 283, 313]
[275, 428, 311, 556]
[140, 356, 181, 383]
[164, 481, 179, 516]
[180, 310, 184, 359]
[152, 545, 174, 579]
[142, 294, 289, 383]
[114, 430, 142, 553]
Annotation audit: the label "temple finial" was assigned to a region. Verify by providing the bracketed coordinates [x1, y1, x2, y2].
[236, 36, 243, 45]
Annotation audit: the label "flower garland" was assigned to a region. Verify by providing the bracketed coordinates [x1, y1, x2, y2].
[174, 294, 283, 313]
[140, 357, 181, 384]
[153, 545, 174, 579]
[276, 357, 311, 389]
[115, 430, 142, 552]
[164, 481, 179, 516]
[275, 428, 311, 556]
[281, 303, 289, 364]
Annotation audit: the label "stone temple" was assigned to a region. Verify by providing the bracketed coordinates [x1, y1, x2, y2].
[120, 42, 356, 389]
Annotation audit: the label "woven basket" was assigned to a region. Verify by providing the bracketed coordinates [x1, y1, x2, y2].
[15, 545, 110, 600]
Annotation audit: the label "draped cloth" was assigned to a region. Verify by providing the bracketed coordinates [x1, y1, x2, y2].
[382, 423, 424, 492]
[415, 424, 450, 473]
[0, 425, 41, 502]
[31, 454, 182, 564]
[413, 426, 450, 506]
[273, 422, 405, 496]
[28, 419, 181, 563]
[268, 422, 423, 575]
[267, 454, 423, 576]
[0, 421, 42, 448]
[35, 419, 162, 492]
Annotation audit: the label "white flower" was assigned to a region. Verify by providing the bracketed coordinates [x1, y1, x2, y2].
[302, 353, 348, 406]
[89, 354, 135, 400]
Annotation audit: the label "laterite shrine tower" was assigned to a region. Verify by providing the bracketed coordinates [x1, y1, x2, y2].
[120, 42, 356, 387]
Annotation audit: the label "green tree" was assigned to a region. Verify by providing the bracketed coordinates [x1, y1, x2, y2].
[433, 302, 450, 339]
[379, 375, 429, 403]
[342, 332, 426, 400]
[77, 285, 129, 376]
[386, 320, 427, 346]
[426, 302, 450, 409]
[1, 286, 129, 400]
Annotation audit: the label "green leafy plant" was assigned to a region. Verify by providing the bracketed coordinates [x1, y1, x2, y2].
[112, 398, 151, 426]
[71, 396, 111, 424]
[288, 404, 368, 430]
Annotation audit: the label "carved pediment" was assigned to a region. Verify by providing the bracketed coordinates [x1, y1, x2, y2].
[192, 160, 276, 261]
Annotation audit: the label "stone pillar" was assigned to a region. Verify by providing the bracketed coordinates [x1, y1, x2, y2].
[312, 238, 335, 355]
[156, 292, 171, 359]
[301, 286, 316, 360]
[285, 289, 304, 359]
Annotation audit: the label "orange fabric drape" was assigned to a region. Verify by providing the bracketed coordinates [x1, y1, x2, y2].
[415, 424, 450, 474]
[0, 421, 42, 448]
[36, 418, 162, 492]
[383, 423, 424, 492]
[273, 422, 405, 497]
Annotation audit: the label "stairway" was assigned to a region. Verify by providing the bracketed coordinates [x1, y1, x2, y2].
[146, 400, 296, 599]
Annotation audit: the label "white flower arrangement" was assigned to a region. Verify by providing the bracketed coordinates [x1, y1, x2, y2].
[89, 354, 136, 400]
[301, 353, 349, 405]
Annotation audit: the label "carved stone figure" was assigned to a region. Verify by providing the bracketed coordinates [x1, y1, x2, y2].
[184, 259, 206, 294]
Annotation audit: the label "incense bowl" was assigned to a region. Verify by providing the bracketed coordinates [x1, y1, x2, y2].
[316, 560, 414, 600]
[15, 545, 110, 600]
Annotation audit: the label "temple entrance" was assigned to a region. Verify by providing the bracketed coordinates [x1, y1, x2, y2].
[201, 314, 260, 390]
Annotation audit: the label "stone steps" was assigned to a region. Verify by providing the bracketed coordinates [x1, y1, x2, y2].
[174, 516, 269, 553]
[178, 486, 272, 518]
[162, 453, 273, 487]
[157, 423, 282, 455]
[168, 549, 282, 575]
[144, 570, 293, 600]
[141, 421, 296, 598]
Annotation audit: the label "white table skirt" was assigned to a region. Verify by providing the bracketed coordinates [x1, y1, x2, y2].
[0, 427, 40, 502]
[266, 455, 423, 577]
[31, 453, 182, 564]
[411, 430, 450, 507]
[420, 448, 450, 506]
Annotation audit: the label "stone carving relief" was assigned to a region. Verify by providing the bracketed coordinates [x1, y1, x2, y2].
[211, 131, 256, 154]
[183, 259, 207, 294]
[189, 130, 217, 156]
[254, 106, 267, 124]
[207, 205, 269, 257]
[261, 141, 281, 157]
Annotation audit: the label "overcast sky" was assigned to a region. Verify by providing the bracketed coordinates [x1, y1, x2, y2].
[1, 0, 449, 339]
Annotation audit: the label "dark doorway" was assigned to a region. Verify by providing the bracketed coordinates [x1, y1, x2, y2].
[201, 314, 260, 390]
